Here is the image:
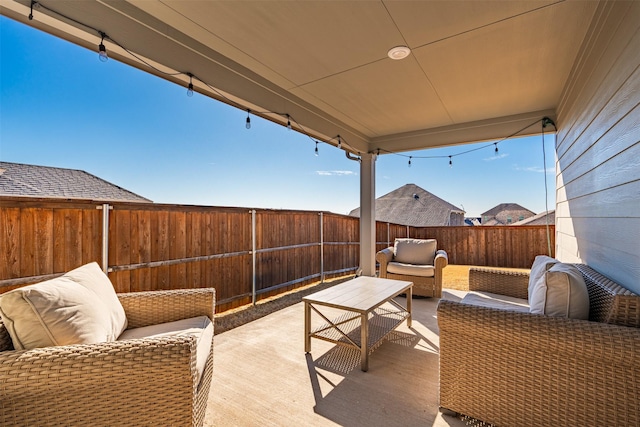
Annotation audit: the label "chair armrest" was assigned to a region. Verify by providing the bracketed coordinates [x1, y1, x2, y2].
[468, 267, 529, 300]
[118, 288, 215, 329]
[437, 299, 640, 363]
[0, 336, 200, 421]
[435, 250, 448, 269]
[376, 247, 394, 277]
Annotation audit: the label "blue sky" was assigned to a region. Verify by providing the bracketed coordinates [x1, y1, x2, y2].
[1, 16, 555, 217]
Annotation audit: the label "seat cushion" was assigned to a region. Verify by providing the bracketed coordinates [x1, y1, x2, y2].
[529, 263, 590, 319]
[387, 262, 435, 277]
[0, 262, 127, 350]
[528, 255, 558, 299]
[393, 238, 437, 265]
[119, 315, 213, 385]
[461, 291, 530, 313]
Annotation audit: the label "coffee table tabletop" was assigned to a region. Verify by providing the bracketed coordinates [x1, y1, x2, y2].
[304, 276, 413, 371]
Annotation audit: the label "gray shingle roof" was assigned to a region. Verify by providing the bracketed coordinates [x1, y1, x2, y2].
[0, 161, 151, 203]
[349, 183, 464, 227]
[512, 210, 555, 226]
[481, 203, 534, 217]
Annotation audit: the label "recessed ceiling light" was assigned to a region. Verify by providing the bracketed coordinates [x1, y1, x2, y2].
[387, 46, 411, 60]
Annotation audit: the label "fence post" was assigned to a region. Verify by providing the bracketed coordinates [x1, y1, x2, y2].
[251, 209, 257, 306]
[406, 225, 409, 238]
[387, 222, 390, 247]
[319, 212, 324, 283]
[98, 203, 112, 273]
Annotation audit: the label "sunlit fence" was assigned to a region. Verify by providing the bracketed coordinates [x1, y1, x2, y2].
[0, 197, 554, 312]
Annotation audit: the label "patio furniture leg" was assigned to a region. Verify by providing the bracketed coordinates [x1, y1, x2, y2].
[304, 301, 311, 353]
[361, 312, 368, 371]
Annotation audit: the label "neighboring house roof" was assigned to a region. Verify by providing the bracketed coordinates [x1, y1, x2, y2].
[512, 210, 555, 226]
[0, 161, 152, 203]
[481, 203, 535, 225]
[349, 183, 464, 227]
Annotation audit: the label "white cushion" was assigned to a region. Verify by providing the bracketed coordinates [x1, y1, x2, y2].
[387, 262, 435, 277]
[119, 315, 213, 385]
[529, 263, 590, 319]
[0, 262, 127, 350]
[393, 238, 437, 265]
[528, 255, 558, 300]
[461, 291, 530, 313]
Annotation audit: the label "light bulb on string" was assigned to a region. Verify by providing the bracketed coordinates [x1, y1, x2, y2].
[337, 135, 342, 149]
[314, 141, 319, 156]
[494, 143, 499, 154]
[245, 110, 251, 129]
[28, 0, 35, 20]
[408, 156, 412, 168]
[449, 156, 453, 168]
[98, 33, 108, 62]
[187, 74, 194, 97]
[286, 115, 292, 130]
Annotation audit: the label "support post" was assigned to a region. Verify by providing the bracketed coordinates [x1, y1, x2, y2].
[359, 152, 376, 276]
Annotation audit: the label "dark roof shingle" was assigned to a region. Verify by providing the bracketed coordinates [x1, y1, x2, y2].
[0, 161, 151, 203]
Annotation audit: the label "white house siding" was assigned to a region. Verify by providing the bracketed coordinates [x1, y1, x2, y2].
[556, 1, 640, 293]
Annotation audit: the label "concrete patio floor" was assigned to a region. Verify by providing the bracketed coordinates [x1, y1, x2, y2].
[205, 289, 469, 427]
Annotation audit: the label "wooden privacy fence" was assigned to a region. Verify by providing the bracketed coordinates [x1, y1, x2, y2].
[0, 197, 553, 312]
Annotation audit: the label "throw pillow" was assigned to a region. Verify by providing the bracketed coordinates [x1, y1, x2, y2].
[0, 262, 127, 350]
[528, 255, 558, 300]
[393, 238, 437, 265]
[529, 263, 590, 319]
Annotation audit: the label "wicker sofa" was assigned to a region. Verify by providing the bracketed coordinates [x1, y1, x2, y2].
[376, 238, 448, 298]
[0, 269, 215, 427]
[438, 263, 640, 427]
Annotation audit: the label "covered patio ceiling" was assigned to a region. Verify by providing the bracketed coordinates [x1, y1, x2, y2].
[1, 0, 597, 154]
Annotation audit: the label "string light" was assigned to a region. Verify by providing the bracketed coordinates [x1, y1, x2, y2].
[22, 2, 554, 163]
[187, 73, 194, 97]
[449, 156, 452, 168]
[314, 141, 319, 156]
[98, 32, 108, 62]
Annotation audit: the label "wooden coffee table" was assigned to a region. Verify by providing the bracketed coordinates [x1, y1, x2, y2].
[304, 276, 412, 371]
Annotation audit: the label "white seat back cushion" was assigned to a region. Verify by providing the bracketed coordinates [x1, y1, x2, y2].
[119, 315, 213, 386]
[394, 239, 437, 265]
[0, 262, 127, 350]
[528, 255, 558, 299]
[529, 263, 590, 319]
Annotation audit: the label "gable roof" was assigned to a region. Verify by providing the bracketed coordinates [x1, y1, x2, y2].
[512, 210, 555, 226]
[349, 183, 464, 227]
[481, 203, 534, 217]
[0, 161, 151, 203]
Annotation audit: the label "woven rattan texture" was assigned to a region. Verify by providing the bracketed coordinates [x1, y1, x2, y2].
[438, 265, 640, 426]
[468, 268, 530, 299]
[0, 288, 216, 426]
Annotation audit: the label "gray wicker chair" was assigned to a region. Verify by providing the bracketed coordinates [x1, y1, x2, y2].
[438, 264, 640, 426]
[376, 238, 448, 298]
[0, 288, 215, 427]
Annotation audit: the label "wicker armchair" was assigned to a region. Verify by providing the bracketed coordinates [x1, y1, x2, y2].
[376, 238, 448, 298]
[438, 265, 640, 426]
[0, 288, 215, 427]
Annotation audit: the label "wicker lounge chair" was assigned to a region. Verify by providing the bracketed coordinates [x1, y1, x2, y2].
[376, 238, 448, 298]
[0, 287, 215, 427]
[438, 264, 640, 426]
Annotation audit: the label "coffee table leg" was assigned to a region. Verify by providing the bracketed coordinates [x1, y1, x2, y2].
[360, 312, 368, 371]
[304, 301, 311, 353]
[407, 285, 412, 328]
